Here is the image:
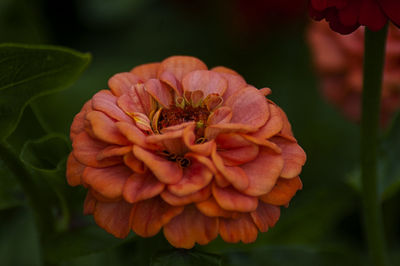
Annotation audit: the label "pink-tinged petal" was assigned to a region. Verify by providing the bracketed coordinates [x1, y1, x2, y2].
[96, 145, 132, 161]
[157, 56, 208, 82]
[211, 144, 249, 190]
[260, 177, 303, 206]
[380, 0, 400, 27]
[144, 79, 173, 108]
[123, 152, 146, 174]
[92, 90, 132, 122]
[123, 173, 165, 203]
[259, 87, 272, 96]
[161, 186, 211, 206]
[207, 106, 232, 125]
[168, 158, 213, 196]
[205, 123, 258, 140]
[131, 197, 183, 237]
[277, 105, 295, 138]
[196, 197, 235, 218]
[83, 191, 97, 215]
[185, 153, 217, 174]
[249, 103, 283, 139]
[161, 121, 196, 133]
[215, 172, 230, 187]
[159, 71, 183, 96]
[133, 146, 183, 184]
[146, 129, 187, 155]
[116, 122, 158, 150]
[225, 86, 269, 129]
[183, 125, 214, 156]
[211, 68, 247, 101]
[94, 200, 133, 238]
[130, 112, 152, 132]
[163, 206, 218, 248]
[271, 137, 306, 179]
[212, 183, 258, 212]
[241, 147, 284, 196]
[250, 202, 280, 232]
[215, 133, 259, 166]
[72, 132, 122, 167]
[82, 165, 131, 200]
[219, 214, 258, 244]
[70, 100, 92, 140]
[86, 111, 130, 145]
[182, 70, 228, 97]
[66, 153, 85, 186]
[117, 83, 154, 116]
[108, 72, 141, 96]
[241, 135, 282, 154]
[130, 62, 160, 81]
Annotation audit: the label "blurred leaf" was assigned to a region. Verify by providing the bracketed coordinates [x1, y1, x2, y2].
[0, 158, 24, 210]
[0, 207, 41, 266]
[223, 245, 364, 266]
[0, 43, 91, 140]
[347, 112, 400, 201]
[44, 226, 134, 263]
[151, 249, 221, 266]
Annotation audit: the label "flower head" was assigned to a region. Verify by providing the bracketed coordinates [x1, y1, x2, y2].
[66, 56, 306, 248]
[309, 0, 400, 34]
[308, 21, 400, 126]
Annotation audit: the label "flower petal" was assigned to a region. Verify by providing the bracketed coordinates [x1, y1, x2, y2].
[207, 106, 232, 125]
[167, 158, 213, 196]
[183, 125, 214, 156]
[157, 56, 208, 82]
[116, 122, 158, 150]
[224, 86, 269, 129]
[219, 214, 258, 244]
[159, 71, 183, 96]
[86, 111, 130, 145]
[144, 79, 173, 108]
[133, 145, 183, 184]
[123, 152, 146, 174]
[215, 133, 259, 166]
[241, 147, 284, 196]
[211, 144, 249, 191]
[94, 200, 133, 238]
[130, 62, 160, 81]
[249, 103, 283, 139]
[161, 186, 211, 206]
[271, 137, 306, 179]
[96, 145, 132, 161]
[212, 183, 258, 212]
[210, 67, 247, 100]
[359, 0, 387, 31]
[83, 191, 97, 215]
[196, 197, 235, 218]
[108, 72, 141, 96]
[92, 90, 132, 122]
[66, 153, 85, 186]
[82, 165, 131, 200]
[250, 202, 280, 232]
[70, 100, 92, 140]
[131, 197, 183, 237]
[182, 70, 228, 97]
[260, 177, 302, 206]
[380, 0, 400, 27]
[72, 132, 122, 167]
[163, 206, 218, 248]
[123, 173, 165, 203]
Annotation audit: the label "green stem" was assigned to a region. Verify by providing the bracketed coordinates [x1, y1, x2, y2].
[361, 25, 390, 266]
[0, 141, 56, 265]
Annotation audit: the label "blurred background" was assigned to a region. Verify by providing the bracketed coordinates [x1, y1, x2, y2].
[1, 0, 399, 265]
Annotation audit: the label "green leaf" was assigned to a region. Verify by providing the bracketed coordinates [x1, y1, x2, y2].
[0, 43, 91, 140]
[44, 226, 134, 263]
[151, 249, 222, 266]
[347, 112, 400, 201]
[0, 158, 24, 210]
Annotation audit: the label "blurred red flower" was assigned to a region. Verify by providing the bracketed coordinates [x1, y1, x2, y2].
[66, 56, 306, 248]
[308, 21, 400, 126]
[309, 0, 400, 34]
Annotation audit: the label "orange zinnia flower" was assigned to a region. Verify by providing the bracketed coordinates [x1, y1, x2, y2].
[66, 56, 306, 248]
[308, 21, 400, 127]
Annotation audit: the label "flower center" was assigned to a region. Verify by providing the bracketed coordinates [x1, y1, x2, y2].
[157, 105, 210, 137]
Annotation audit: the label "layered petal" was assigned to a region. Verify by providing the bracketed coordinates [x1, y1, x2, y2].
[123, 173, 165, 203]
[261, 177, 303, 206]
[157, 56, 208, 82]
[250, 202, 280, 232]
[182, 70, 228, 97]
[219, 214, 258, 243]
[163, 206, 218, 248]
[66, 153, 85, 186]
[212, 183, 258, 212]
